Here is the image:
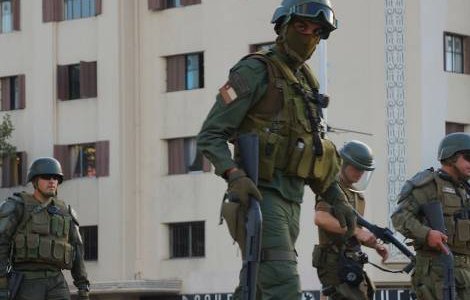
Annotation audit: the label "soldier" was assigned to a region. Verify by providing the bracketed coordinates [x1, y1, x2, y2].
[313, 141, 388, 300]
[0, 157, 90, 300]
[197, 0, 356, 299]
[392, 132, 470, 299]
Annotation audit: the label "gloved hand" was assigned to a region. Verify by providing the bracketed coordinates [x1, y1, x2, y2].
[77, 284, 90, 300]
[0, 277, 8, 300]
[227, 169, 262, 207]
[333, 201, 356, 238]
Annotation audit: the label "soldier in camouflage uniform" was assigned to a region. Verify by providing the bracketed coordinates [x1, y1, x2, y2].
[197, 1, 356, 299]
[0, 157, 89, 300]
[392, 132, 470, 299]
[313, 141, 388, 300]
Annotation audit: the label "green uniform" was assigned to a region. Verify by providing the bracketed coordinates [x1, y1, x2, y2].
[197, 46, 344, 300]
[313, 180, 374, 300]
[0, 192, 89, 300]
[391, 169, 470, 300]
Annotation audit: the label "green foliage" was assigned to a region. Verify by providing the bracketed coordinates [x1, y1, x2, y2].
[0, 114, 16, 159]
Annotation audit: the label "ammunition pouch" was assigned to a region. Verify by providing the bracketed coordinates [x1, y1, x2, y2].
[312, 244, 324, 268]
[337, 250, 368, 287]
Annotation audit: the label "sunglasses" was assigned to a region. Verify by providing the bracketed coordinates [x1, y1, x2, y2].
[38, 174, 61, 181]
[462, 153, 470, 163]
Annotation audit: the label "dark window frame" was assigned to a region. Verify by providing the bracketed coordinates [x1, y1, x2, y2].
[1, 151, 27, 188]
[43, 0, 101, 23]
[249, 41, 275, 53]
[444, 32, 464, 74]
[57, 61, 97, 101]
[169, 221, 205, 259]
[79, 225, 98, 261]
[167, 137, 211, 175]
[166, 52, 204, 92]
[148, 0, 200, 11]
[446, 122, 467, 135]
[0, 74, 25, 111]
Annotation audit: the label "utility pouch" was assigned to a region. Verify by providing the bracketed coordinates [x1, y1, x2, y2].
[31, 211, 50, 235]
[456, 219, 470, 242]
[14, 234, 26, 258]
[258, 130, 282, 181]
[285, 138, 305, 176]
[311, 245, 324, 268]
[26, 234, 39, 259]
[220, 195, 246, 251]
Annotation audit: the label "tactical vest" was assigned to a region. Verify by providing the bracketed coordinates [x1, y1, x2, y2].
[236, 50, 341, 193]
[404, 170, 470, 255]
[13, 193, 74, 269]
[318, 180, 365, 246]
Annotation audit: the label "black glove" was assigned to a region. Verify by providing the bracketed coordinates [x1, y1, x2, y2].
[227, 169, 262, 207]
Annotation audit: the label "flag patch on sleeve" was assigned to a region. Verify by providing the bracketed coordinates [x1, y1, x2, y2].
[219, 82, 238, 105]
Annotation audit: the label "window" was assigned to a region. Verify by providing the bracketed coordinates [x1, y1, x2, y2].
[444, 33, 470, 74]
[167, 137, 211, 175]
[166, 53, 204, 92]
[148, 0, 200, 11]
[54, 140, 109, 180]
[250, 42, 275, 53]
[1, 152, 27, 188]
[57, 61, 97, 100]
[169, 221, 204, 258]
[0, 0, 20, 33]
[79, 225, 98, 261]
[446, 122, 467, 135]
[0, 75, 25, 111]
[43, 0, 101, 22]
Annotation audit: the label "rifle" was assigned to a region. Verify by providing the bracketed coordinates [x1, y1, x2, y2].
[421, 201, 456, 300]
[237, 133, 263, 300]
[354, 210, 415, 274]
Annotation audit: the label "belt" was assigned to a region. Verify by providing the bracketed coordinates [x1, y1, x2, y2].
[16, 270, 61, 280]
[261, 249, 297, 262]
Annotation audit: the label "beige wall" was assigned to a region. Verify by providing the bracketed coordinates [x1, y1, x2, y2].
[1, 0, 470, 297]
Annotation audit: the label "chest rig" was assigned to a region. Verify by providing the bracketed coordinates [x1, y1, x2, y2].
[13, 193, 74, 269]
[237, 50, 340, 191]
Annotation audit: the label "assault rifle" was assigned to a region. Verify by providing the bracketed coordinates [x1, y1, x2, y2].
[354, 210, 415, 274]
[421, 201, 456, 300]
[237, 133, 263, 300]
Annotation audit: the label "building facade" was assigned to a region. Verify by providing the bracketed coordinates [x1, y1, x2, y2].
[0, 0, 469, 299]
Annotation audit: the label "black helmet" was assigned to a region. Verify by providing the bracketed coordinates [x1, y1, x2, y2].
[271, 0, 338, 39]
[438, 132, 470, 161]
[340, 140, 375, 171]
[27, 157, 64, 184]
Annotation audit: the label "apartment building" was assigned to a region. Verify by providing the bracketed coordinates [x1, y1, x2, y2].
[0, 0, 469, 299]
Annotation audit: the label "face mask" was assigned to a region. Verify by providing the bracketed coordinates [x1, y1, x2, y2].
[283, 24, 321, 63]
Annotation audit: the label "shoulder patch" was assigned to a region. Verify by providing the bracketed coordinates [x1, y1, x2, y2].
[219, 70, 251, 105]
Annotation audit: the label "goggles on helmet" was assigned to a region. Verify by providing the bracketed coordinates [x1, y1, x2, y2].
[290, 2, 337, 29]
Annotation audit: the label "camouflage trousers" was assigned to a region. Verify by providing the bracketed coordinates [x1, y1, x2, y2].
[233, 188, 301, 300]
[314, 249, 374, 300]
[412, 254, 470, 300]
[16, 270, 70, 300]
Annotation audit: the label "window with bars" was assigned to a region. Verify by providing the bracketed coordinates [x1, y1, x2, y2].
[1, 152, 27, 188]
[0, 75, 25, 111]
[53, 141, 109, 180]
[148, 0, 200, 11]
[444, 33, 470, 74]
[249, 42, 275, 53]
[166, 53, 204, 92]
[169, 221, 205, 258]
[0, 0, 19, 33]
[42, 0, 101, 22]
[57, 61, 97, 100]
[79, 225, 98, 261]
[167, 137, 211, 175]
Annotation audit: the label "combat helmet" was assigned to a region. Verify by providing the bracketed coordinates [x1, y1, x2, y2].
[271, 0, 338, 39]
[27, 157, 64, 184]
[438, 132, 470, 161]
[340, 140, 375, 171]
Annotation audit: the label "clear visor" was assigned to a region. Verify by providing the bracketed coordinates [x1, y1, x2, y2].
[349, 170, 373, 193]
[290, 3, 337, 28]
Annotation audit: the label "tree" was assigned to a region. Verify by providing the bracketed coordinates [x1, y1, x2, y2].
[0, 114, 16, 161]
